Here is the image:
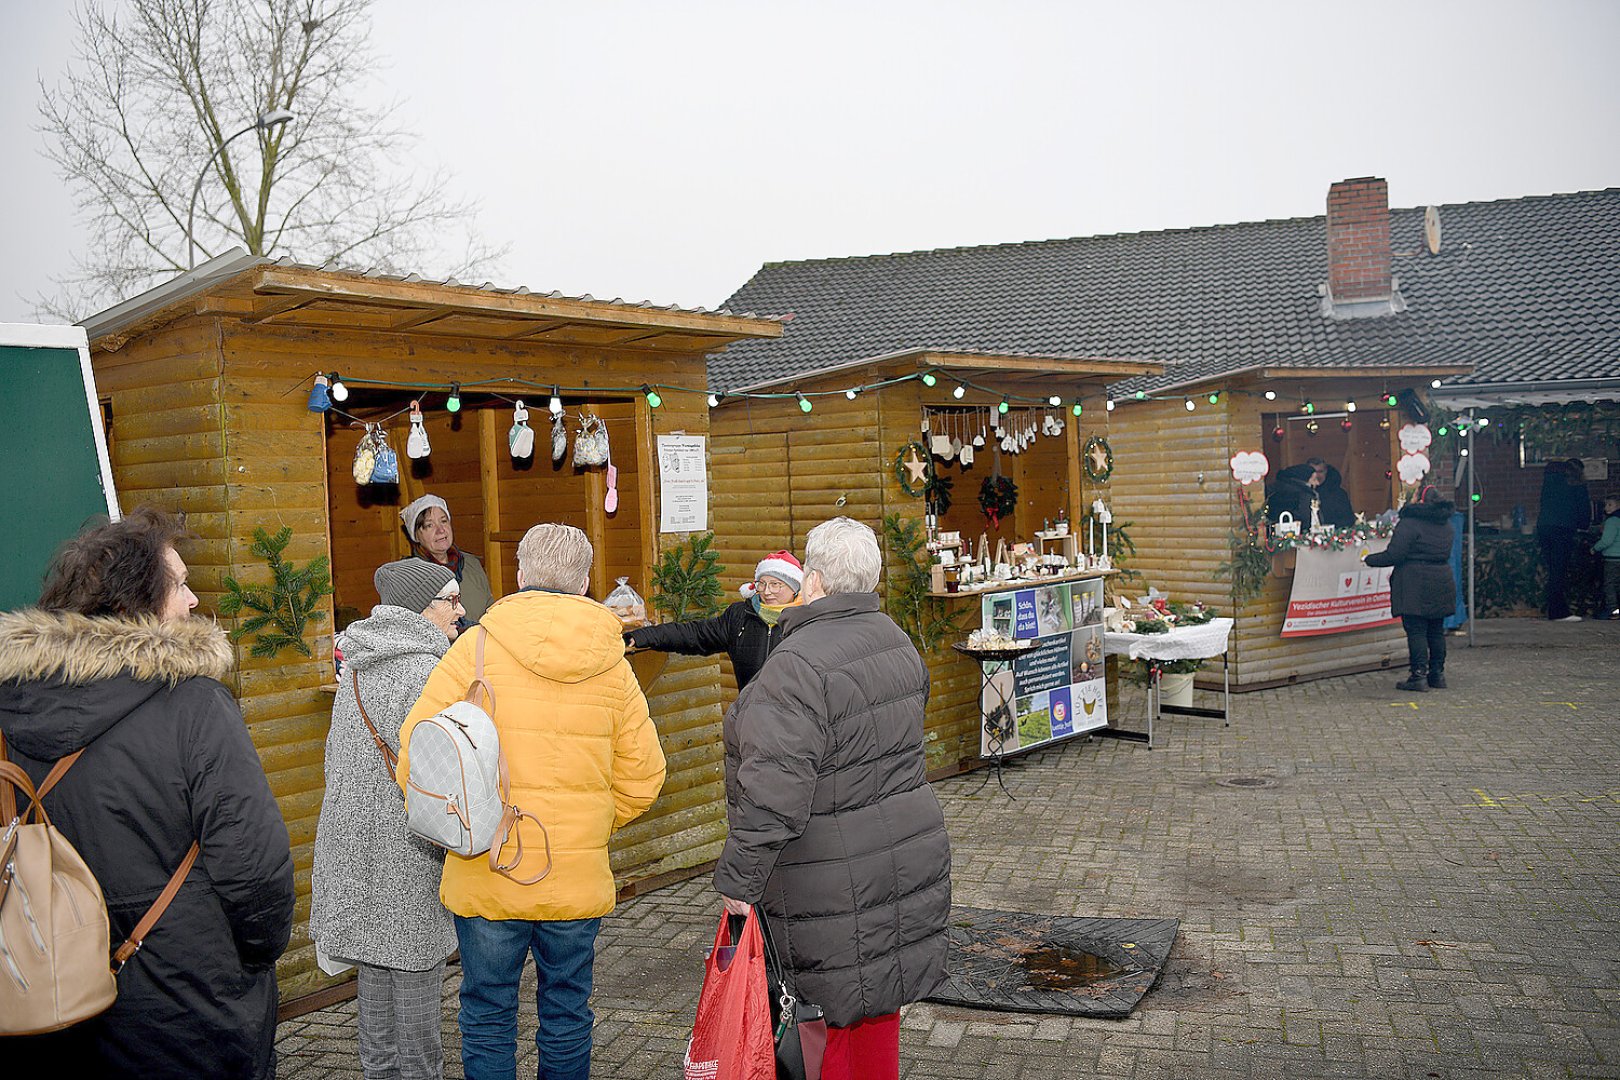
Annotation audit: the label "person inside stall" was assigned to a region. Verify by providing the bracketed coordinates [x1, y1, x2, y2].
[623, 551, 802, 691]
[1268, 457, 1355, 530]
[399, 494, 496, 625]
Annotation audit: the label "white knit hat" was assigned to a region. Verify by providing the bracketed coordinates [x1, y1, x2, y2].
[400, 494, 450, 539]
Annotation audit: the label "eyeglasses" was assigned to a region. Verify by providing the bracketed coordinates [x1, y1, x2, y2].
[430, 595, 462, 607]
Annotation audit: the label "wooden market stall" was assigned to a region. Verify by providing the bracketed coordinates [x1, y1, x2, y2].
[1103, 364, 1472, 690]
[707, 348, 1160, 776]
[80, 252, 782, 1000]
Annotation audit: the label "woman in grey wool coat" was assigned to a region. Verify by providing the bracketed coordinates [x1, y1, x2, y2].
[311, 558, 466, 1080]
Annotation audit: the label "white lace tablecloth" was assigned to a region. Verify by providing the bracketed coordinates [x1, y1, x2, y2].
[1103, 617, 1234, 661]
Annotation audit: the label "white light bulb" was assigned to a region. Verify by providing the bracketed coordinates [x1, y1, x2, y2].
[1048, 395, 1061, 407]
[330, 379, 349, 403]
[548, 395, 563, 417]
[953, 384, 966, 399]
[1105, 400, 1115, 412]
[1345, 401, 1356, 413]
[707, 393, 720, 408]
[1264, 390, 1276, 400]
[1431, 379, 1443, 389]
[1478, 416, 1490, 427]
[845, 388, 858, 400]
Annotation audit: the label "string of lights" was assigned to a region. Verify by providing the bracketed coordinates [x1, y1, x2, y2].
[302, 369, 1479, 426]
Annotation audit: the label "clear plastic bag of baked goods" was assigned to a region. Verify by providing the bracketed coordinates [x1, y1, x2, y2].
[603, 577, 648, 629]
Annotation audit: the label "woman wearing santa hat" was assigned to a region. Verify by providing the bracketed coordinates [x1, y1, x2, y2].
[624, 550, 802, 690]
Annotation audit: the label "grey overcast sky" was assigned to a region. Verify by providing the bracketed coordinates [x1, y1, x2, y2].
[2, 0, 1618, 322]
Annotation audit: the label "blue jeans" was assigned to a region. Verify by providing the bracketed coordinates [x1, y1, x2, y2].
[453, 915, 601, 1080]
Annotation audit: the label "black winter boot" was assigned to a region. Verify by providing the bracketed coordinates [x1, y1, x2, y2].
[1395, 666, 1428, 693]
[1427, 667, 1447, 689]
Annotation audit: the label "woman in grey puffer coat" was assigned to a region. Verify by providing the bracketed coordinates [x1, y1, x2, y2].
[311, 559, 465, 1080]
[715, 518, 951, 1075]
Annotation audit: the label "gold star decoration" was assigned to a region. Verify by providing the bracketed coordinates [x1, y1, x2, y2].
[1088, 443, 1110, 474]
[903, 448, 930, 486]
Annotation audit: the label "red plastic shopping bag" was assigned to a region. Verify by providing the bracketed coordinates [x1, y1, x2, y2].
[684, 907, 776, 1080]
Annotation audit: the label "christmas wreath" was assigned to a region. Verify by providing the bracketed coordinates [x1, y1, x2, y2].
[978, 475, 1018, 528]
[1083, 435, 1115, 482]
[893, 441, 933, 497]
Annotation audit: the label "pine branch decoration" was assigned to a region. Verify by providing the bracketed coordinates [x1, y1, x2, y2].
[883, 513, 961, 653]
[218, 526, 333, 659]
[650, 532, 727, 623]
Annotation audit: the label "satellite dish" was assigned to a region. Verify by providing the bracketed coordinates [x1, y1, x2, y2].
[1424, 206, 1442, 255]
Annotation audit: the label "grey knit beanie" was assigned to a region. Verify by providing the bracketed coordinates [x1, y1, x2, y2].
[374, 558, 456, 613]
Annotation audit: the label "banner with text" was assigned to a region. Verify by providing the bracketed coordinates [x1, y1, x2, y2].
[978, 578, 1108, 756]
[1280, 540, 1398, 637]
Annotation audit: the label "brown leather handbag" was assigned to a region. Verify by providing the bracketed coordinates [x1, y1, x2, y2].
[0, 739, 198, 1035]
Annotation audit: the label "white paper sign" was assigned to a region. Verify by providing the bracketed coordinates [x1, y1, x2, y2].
[656, 435, 709, 532]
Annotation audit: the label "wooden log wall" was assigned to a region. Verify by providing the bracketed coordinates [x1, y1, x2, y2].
[1225, 387, 1404, 686]
[96, 315, 728, 1001]
[1106, 388, 1406, 690]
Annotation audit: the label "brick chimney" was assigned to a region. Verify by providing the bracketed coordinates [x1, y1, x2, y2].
[1326, 177, 1392, 304]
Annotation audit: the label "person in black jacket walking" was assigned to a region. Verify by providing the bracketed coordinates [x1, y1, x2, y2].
[1364, 487, 1459, 692]
[714, 519, 951, 1078]
[1537, 459, 1593, 621]
[624, 550, 803, 690]
[0, 508, 295, 1079]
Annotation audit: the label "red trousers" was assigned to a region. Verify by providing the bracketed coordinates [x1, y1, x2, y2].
[821, 1011, 900, 1080]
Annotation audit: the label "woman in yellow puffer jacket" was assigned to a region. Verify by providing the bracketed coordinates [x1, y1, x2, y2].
[396, 523, 665, 1080]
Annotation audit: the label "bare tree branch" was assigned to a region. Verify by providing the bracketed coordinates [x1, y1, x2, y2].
[36, 0, 502, 319]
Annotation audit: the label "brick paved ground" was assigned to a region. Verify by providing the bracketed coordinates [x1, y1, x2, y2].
[276, 619, 1620, 1078]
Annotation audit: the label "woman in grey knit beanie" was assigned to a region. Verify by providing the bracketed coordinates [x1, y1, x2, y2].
[310, 557, 464, 1079]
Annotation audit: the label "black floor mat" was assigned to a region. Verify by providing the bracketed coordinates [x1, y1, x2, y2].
[924, 906, 1179, 1019]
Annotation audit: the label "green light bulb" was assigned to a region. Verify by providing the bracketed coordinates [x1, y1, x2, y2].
[1207, 392, 1219, 405]
[646, 389, 662, 409]
[998, 399, 1010, 414]
[1471, 493, 1481, 503]
[797, 393, 813, 413]
[921, 372, 937, 387]
[1071, 402, 1082, 417]
[1438, 426, 1449, 436]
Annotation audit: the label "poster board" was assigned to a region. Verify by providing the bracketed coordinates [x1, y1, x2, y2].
[1280, 540, 1398, 637]
[978, 578, 1108, 757]
[656, 434, 708, 532]
[0, 325, 119, 611]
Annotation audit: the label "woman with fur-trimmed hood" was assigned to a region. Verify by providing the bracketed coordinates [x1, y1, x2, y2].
[0, 509, 294, 1079]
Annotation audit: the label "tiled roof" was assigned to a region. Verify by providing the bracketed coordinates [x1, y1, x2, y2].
[710, 188, 1620, 396]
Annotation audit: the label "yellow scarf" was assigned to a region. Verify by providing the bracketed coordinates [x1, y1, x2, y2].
[755, 594, 801, 627]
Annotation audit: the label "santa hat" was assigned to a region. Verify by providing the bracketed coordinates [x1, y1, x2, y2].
[741, 550, 803, 598]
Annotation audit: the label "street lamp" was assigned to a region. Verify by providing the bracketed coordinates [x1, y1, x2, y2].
[186, 109, 295, 269]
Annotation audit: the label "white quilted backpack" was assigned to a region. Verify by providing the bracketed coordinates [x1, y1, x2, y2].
[403, 629, 551, 884]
